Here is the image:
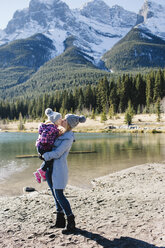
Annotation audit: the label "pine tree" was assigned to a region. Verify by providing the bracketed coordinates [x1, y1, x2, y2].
[61, 90, 69, 111]
[153, 71, 161, 102]
[109, 84, 118, 113]
[84, 85, 94, 109]
[146, 76, 153, 112]
[97, 76, 109, 113]
[135, 74, 146, 107]
[73, 88, 80, 111]
[18, 112, 25, 130]
[124, 101, 134, 126]
[36, 97, 42, 118]
[156, 97, 161, 122]
[109, 104, 115, 119]
[118, 74, 132, 113]
[101, 108, 107, 122]
[67, 91, 75, 112]
[77, 88, 84, 111]
[91, 108, 96, 120]
[42, 94, 48, 117]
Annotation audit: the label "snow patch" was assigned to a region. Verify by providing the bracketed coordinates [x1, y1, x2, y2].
[38, 0, 56, 5]
[141, 32, 153, 39]
[0, 0, 143, 63]
[138, 0, 165, 41]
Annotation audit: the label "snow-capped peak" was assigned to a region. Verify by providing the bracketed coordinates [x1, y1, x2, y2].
[79, 0, 111, 23]
[80, 0, 104, 8]
[140, 0, 165, 19]
[0, 0, 140, 63]
[137, 0, 165, 41]
[148, 0, 165, 5]
[38, 0, 55, 3]
[34, 0, 59, 4]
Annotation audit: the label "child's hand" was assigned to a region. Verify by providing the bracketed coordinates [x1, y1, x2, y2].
[58, 126, 65, 136]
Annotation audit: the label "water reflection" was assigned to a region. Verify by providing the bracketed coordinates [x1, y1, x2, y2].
[0, 132, 165, 195]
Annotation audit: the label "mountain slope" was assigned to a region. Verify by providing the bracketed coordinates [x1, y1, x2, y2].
[0, 0, 139, 63]
[0, 33, 55, 92]
[0, 0, 141, 99]
[138, 0, 165, 41]
[103, 28, 165, 71]
[102, 0, 165, 71]
[0, 41, 110, 99]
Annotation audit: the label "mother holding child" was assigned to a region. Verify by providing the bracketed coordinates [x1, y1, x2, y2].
[34, 108, 86, 233]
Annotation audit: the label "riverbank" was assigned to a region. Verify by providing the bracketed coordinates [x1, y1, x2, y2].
[0, 163, 165, 247]
[1, 114, 165, 133]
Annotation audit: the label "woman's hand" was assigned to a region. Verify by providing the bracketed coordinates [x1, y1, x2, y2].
[38, 154, 45, 161]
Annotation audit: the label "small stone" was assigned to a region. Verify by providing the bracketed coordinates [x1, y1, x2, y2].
[23, 187, 36, 192]
[49, 234, 56, 239]
[27, 236, 33, 239]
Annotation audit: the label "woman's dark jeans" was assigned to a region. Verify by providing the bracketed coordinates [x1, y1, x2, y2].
[45, 167, 73, 216]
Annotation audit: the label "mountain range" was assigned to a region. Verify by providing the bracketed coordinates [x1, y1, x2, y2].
[103, 0, 165, 70]
[0, 0, 165, 99]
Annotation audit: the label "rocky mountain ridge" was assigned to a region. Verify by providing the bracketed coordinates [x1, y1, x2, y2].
[0, 0, 140, 64]
[138, 0, 165, 41]
[102, 0, 165, 70]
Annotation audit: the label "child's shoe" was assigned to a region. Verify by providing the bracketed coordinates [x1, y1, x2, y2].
[33, 171, 41, 183]
[37, 168, 46, 180]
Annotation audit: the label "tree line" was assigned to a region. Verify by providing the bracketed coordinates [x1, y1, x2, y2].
[0, 69, 165, 120]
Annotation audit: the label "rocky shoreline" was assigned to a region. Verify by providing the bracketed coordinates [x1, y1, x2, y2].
[0, 163, 165, 248]
[1, 114, 165, 134]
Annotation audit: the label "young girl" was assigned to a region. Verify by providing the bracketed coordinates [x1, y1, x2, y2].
[33, 108, 62, 183]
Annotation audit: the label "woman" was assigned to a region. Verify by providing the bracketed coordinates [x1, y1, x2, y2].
[43, 114, 86, 232]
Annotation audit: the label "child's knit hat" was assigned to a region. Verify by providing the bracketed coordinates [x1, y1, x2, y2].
[45, 108, 62, 124]
[65, 114, 86, 129]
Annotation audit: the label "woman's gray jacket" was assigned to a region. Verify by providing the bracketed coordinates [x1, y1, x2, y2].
[43, 131, 75, 189]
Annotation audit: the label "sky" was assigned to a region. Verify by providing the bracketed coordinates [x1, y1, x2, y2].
[0, 0, 145, 29]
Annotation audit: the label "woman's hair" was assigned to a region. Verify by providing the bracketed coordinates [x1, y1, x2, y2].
[65, 122, 72, 131]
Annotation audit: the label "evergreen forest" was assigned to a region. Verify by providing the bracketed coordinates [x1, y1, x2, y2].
[0, 69, 165, 120]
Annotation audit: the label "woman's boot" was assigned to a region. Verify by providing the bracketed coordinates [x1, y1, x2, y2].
[62, 214, 76, 233]
[52, 212, 66, 228]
